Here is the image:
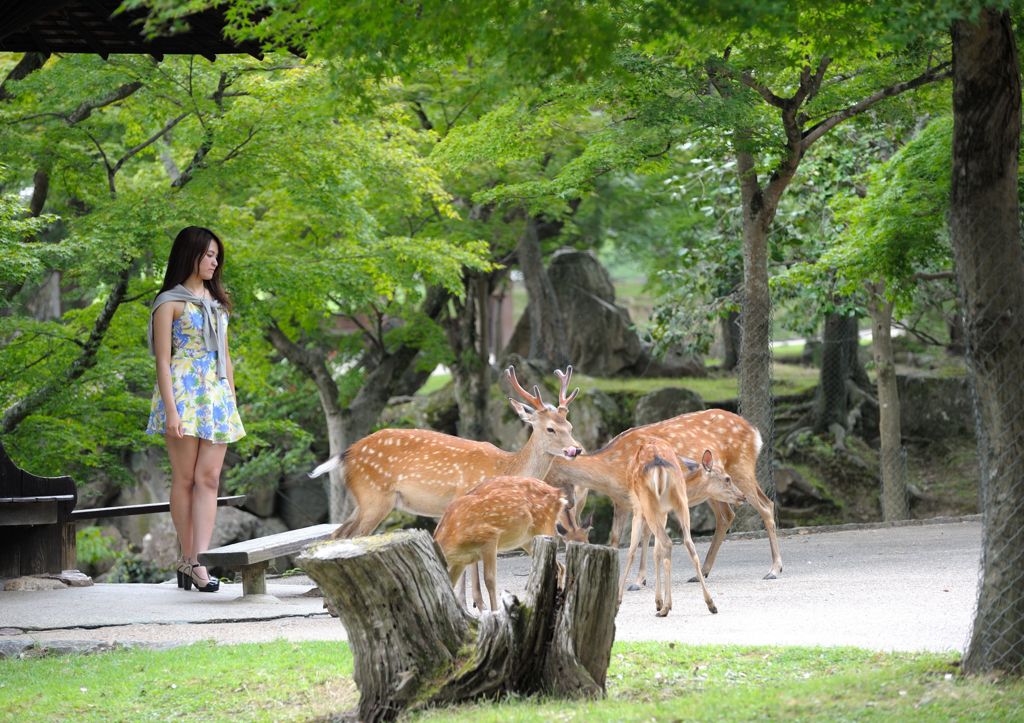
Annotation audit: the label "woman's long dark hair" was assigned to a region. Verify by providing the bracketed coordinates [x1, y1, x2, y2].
[159, 226, 231, 311]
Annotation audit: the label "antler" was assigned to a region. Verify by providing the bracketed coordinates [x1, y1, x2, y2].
[554, 365, 580, 410]
[505, 366, 546, 410]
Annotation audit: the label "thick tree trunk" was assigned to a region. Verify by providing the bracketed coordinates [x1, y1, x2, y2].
[517, 216, 569, 368]
[300, 531, 618, 721]
[952, 9, 1024, 677]
[811, 310, 872, 437]
[735, 151, 778, 502]
[448, 275, 494, 442]
[867, 285, 907, 520]
[720, 309, 741, 371]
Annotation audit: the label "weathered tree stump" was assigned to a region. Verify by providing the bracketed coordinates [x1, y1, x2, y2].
[299, 530, 618, 722]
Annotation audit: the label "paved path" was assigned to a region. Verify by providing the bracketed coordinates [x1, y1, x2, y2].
[0, 518, 981, 656]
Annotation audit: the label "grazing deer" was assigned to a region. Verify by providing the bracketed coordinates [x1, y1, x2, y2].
[547, 409, 782, 580]
[434, 475, 590, 611]
[309, 366, 583, 540]
[620, 437, 745, 617]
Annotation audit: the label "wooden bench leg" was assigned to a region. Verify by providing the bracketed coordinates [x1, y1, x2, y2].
[241, 562, 268, 597]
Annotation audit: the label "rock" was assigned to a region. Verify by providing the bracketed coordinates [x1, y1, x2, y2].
[897, 374, 974, 440]
[633, 388, 705, 427]
[102, 448, 171, 550]
[506, 250, 645, 376]
[3, 576, 66, 591]
[0, 641, 32, 659]
[241, 483, 277, 518]
[506, 250, 704, 377]
[141, 517, 179, 569]
[279, 472, 328, 530]
[41, 570, 93, 587]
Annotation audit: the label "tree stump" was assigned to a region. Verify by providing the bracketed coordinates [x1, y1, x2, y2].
[298, 530, 619, 722]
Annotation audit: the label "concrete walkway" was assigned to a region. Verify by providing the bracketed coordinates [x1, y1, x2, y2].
[0, 517, 981, 657]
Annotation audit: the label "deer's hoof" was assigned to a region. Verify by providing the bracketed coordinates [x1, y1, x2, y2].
[626, 582, 643, 592]
[708, 604, 718, 615]
[763, 571, 778, 580]
[687, 573, 708, 583]
[656, 607, 669, 618]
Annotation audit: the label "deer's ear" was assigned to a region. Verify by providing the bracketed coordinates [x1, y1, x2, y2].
[702, 449, 713, 472]
[508, 398, 535, 423]
[679, 456, 699, 474]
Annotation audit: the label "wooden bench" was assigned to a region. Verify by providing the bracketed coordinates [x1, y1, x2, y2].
[0, 440, 78, 577]
[198, 523, 339, 597]
[1, 438, 247, 578]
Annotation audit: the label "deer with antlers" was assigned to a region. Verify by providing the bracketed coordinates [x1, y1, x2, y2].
[308, 365, 584, 541]
[547, 409, 782, 580]
[620, 436, 745, 616]
[434, 475, 590, 611]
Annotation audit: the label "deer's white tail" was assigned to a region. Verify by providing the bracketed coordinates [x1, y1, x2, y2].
[309, 455, 342, 479]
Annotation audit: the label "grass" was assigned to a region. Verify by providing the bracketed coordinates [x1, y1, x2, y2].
[2, 641, 1021, 722]
[420, 362, 818, 404]
[580, 362, 819, 404]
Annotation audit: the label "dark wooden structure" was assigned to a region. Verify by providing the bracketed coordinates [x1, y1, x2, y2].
[0, 438, 248, 579]
[0, 0, 264, 60]
[0, 438, 77, 577]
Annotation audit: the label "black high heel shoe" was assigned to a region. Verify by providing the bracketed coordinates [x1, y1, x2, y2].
[175, 559, 191, 589]
[185, 564, 220, 593]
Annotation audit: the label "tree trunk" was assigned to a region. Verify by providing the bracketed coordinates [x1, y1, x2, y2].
[952, 9, 1024, 677]
[447, 274, 494, 441]
[735, 150, 778, 502]
[299, 531, 618, 721]
[811, 310, 871, 436]
[867, 284, 907, 520]
[517, 216, 569, 368]
[720, 309, 741, 371]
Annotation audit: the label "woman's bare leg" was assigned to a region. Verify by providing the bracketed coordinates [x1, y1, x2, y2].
[166, 435, 200, 561]
[190, 439, 227, 581]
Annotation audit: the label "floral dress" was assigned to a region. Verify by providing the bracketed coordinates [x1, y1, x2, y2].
[146, 301, 245, 444]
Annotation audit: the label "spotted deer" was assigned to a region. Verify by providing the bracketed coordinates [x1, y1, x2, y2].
[547, 409, 782, 580]
[434, 475, 590, 611]
[309, 366, 583, 540]
[620, 437, 745, 617]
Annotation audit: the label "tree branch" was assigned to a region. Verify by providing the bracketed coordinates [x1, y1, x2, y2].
[112, 113, 189, 175]
[801, 62, 952, 150]
[0, 52, 49, 101]
[66, 81, 144, 124]
[1, 262, 133, 434]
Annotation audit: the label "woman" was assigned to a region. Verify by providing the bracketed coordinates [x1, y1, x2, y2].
[147, 226, 245, 593]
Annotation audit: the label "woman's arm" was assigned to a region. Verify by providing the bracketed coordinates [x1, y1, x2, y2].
[224, 323, 236, 398]
[153, 302, 183, 438]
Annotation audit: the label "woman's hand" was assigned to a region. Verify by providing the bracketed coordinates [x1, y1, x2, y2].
[166, 410, 184, 439]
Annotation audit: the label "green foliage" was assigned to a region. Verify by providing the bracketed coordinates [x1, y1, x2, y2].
[0, 52, 490, 493]
[75, 526, 121, 569]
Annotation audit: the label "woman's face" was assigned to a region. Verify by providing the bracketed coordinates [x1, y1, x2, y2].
[195, 240, 220, 281]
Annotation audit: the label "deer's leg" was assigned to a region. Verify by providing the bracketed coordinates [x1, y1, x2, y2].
[672, 488, 717, 614]
[619, 504, 647, 603]
[652, 513, 672, 617]
[481, 541, 499, 612]
[690, 499, 735, 582]
[750, 485, 783, 579]
[470, 563, 486, 611]
[629, 521, 651, 591]
[573, 485, 589, 524]
[448, 561, 467, 591]
[349, 493, 398, 537]
[332, 507, 362, 539]
[609, 501, 631, 547]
